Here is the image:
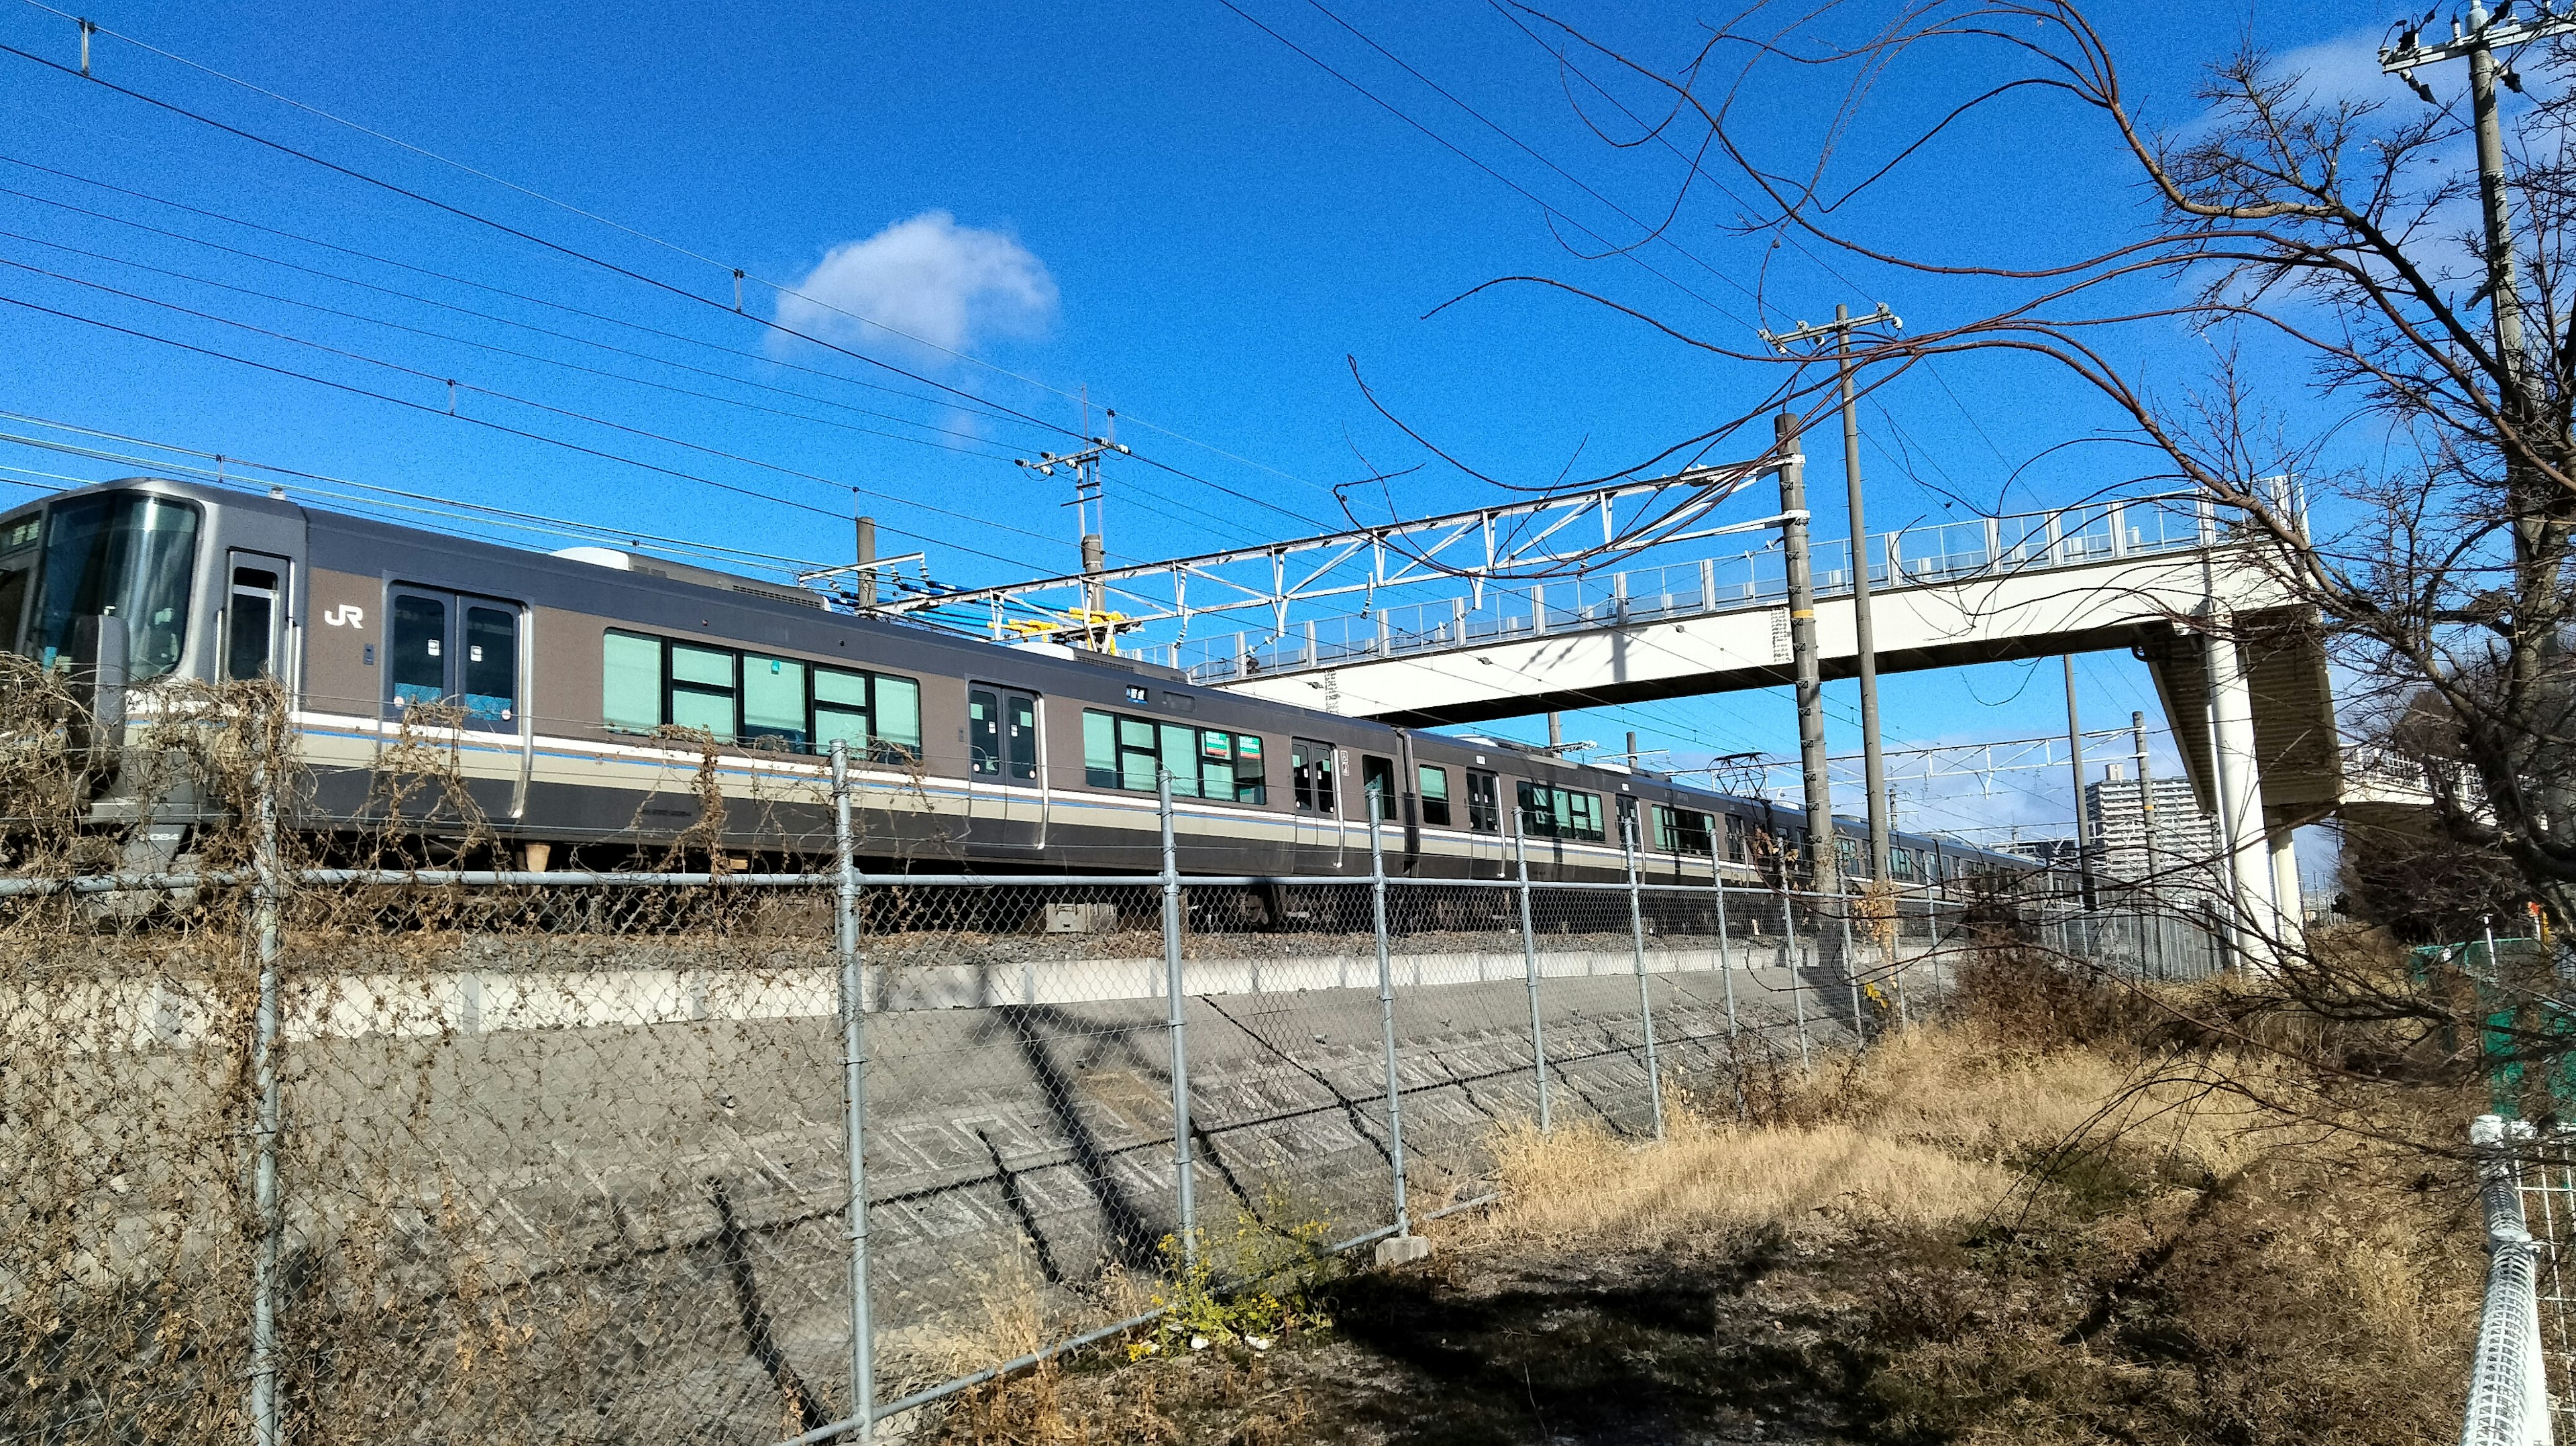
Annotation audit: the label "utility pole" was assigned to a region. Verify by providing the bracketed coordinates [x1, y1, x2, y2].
[853, 514, 877, 610]
[1762, 302, 1900, 883]
[2131, 711, 2154, 893]
[1013, 404, 1131, 651]
[2063, 656, 2094, 909]
[2385, 3, 2576, 839]
[1774, 410, 1836, 902]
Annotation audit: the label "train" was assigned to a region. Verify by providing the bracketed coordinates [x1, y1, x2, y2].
[0, 476, 2043, 895]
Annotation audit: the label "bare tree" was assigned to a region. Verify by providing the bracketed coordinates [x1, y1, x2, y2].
[1354, 0, 2576, 1115]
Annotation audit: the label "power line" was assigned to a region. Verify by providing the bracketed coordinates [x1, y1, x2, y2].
[0, 416, 840, 572]
[11, 5, 1346, 505]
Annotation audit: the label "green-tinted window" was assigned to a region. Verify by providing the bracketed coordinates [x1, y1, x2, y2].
[871, 674, 920, 757]
[1418, 765, 1450, 826]
[1118, 716, 1159, 793]
[743, 654, 806, 748]
[1199, 730, 1236, 801]
[1234, 734, 1266, 804]
[1161, 724, 1200, 797]
[669, 643, 736, 740]
[815, 665, 868, 753]
[1085, 710, 1118, 787]
[1564, 791, 1603, 842]
[602, 631, 660, 732]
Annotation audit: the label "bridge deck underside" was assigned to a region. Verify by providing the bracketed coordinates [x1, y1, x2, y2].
[1216, 551, 2342, 833]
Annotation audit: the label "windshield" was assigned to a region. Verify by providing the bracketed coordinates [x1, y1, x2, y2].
[0, 509, 34, 657]
[29, 493, 201, 679]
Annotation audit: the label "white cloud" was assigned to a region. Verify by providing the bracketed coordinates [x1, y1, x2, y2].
[777, 211, 1057, 355]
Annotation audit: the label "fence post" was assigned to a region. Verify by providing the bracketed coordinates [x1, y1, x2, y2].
[1782, 889, 1811, 1070]
[246, 722, 284, 1446]
[1367, 787, 1410, 1238]
[1623, 816, 1664, 1139]
[1158, 770, 1198, 1270]
[1842, 906, 1866, 1048]
[1711, 862, 1738, 1039]
[1513, 814, 1549, 1132]
[829, 741, 875, 1443]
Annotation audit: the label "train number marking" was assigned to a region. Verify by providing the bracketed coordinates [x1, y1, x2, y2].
[322, 604, 366, 628]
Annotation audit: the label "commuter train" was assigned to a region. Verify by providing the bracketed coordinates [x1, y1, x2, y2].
[0, 478, 2042, 891]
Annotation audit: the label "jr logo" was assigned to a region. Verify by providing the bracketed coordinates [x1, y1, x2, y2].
[321, 604, 366, 628]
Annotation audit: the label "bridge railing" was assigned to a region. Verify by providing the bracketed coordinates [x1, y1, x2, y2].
[1139, 493, 2219, 685]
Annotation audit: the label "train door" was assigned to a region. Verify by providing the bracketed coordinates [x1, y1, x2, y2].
[1359, 752, 1397, 838]
[221, 551, 291, 687]
[967, 683, 1045, 848]
[380, 584, 530, 816]
[1290, 738, 1341, 868]
[1464, 768, 1503, 876]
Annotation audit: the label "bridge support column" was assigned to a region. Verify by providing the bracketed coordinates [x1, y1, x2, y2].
[2269, 829, 2303, 944]
[2208, 630, 2281, 968]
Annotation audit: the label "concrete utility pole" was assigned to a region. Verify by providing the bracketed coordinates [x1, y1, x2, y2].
[2063, 656, 2095, 909]
[1762, 302, 1900, 882]
[1012, 406, 1131, 650]
[1774, 410, 1837, 900]
[2131, 710, 2155, 886]
[2383, 3, 2565, 401]
[853, 514, 877, 609]
[2385, 3, 2576, 839]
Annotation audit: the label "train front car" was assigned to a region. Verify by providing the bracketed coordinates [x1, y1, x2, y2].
[0, 478, 308, 874]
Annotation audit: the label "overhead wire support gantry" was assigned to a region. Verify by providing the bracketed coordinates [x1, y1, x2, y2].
[871, 454, 1795, 658]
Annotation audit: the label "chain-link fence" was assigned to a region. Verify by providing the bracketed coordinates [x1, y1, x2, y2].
[6, 684, 2200, 1445]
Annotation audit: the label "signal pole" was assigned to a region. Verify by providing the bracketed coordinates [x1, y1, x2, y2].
[1762, 302, 1901, 883]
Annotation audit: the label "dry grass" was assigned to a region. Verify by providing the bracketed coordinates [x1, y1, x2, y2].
[1481, 1020, 2259, 1249]
[924, 950, 2486, 1446]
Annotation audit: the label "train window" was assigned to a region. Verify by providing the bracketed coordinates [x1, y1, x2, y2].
[224, 567, 279, 680]
[27, 493, 199, 679]
[602, 631, 660, 731]
[462, 606, 517, 722]
[1118, 716, 1159, 791]
[1417, 765, 1451, 826]
[0, 514, 32, 655]
[1360, 755, 1396, 820]
[1891, 847, 1916, 881]
[1232, 734, 1265, 803]
[1291, 740, 1336, 814]
[740, 655, 807, 749]
[872, 675, 921, 757]
[1161, 724, 1200, 794]
[1466, 770, 1498, 832]
[669, 643, 737, 740]
[1083, 709, 1259, 799]
[815, 667, 869, 753]
[1836, 834, 1860, 877]
[1514, 782, 1605, 842]
[1007, 694, 1038, 781]
[389, 594, 446, 709]
[1654, 805, 1714, 856]
[1566, 790, 1603, 842]
[969, 690, 1002, 775]
[1198, 730, 1236, 799]
[600, 630, 917, 757]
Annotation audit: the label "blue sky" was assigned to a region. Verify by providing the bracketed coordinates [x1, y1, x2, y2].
[0, 0, 2418, 870]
